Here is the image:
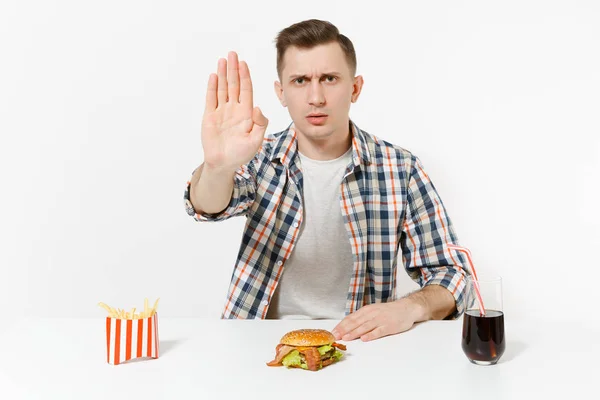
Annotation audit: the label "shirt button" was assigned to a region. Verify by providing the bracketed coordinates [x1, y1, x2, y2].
[293, 222, 299, 228]
[277, 260, 283, 266]
[261, 300, 269, 306]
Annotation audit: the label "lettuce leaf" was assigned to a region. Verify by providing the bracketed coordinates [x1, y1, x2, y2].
[332, 349, 343, 361]
[317, 345, 333, 355]
[281, 350, 308, 369]
[282, 346, 343, 370]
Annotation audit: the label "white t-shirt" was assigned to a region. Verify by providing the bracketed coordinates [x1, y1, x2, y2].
[266, 147, 354, 319]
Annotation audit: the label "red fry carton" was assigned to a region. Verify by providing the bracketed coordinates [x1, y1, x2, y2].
[105, 313, 159, 365]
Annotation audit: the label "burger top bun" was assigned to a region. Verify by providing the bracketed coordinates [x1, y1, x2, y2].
[280, 329, 336, 347]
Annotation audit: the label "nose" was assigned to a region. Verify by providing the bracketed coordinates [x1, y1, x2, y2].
[308, 80, 325, 106]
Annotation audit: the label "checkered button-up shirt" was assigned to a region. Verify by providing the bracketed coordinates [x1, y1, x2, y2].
[184, 121, 470, 319]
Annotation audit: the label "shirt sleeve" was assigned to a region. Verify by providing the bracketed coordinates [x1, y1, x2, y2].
[183, 161, 257, 222]
[401, 156, 471, 319]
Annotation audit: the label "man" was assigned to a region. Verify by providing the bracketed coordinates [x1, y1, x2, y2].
[184, 19, 470, 342]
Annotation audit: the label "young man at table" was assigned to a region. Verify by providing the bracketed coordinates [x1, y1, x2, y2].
[184, 19, 471, 342]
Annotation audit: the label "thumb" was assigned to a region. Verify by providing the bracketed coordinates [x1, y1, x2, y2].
[249, 107, 268, 142]
[252, 106, 268, 127]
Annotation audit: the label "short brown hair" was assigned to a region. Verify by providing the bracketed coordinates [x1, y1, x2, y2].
[275, 19, 357, 78]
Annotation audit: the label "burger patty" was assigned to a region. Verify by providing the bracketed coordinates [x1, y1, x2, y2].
[320, 349, 335, 360]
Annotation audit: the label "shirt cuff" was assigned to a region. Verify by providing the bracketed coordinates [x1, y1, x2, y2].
[423, 269, 467, 320]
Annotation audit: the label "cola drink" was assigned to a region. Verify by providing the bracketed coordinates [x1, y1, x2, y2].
[461, 309, 505, 365]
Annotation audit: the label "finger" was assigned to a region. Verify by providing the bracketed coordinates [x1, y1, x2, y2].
[249, 107, 268, 143]
[239, 61, 253, 105]
[205, 73, 218, 112]
[227, 51, 240, 103]
[332, 307, 370, 340]
[252, 106, 268, 127]
[332, 319, 354, 340]
[361, 326, 388, 342]
[217, 58, 228, 106]
[342, 319, 378, 341]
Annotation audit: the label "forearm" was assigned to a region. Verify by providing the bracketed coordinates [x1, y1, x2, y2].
[401, 284, 457, 322]
[190, 163, 235, 214]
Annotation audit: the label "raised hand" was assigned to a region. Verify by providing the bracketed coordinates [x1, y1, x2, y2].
[201, 51, 268, 172]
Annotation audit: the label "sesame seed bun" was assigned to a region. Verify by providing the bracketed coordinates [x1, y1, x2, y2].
[280, 329, 336, 347]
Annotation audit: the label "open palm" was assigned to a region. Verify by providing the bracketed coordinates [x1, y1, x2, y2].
[201, 52, 268, 171]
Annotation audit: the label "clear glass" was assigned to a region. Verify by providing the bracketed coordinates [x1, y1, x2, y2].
[461, 276, 505, 365]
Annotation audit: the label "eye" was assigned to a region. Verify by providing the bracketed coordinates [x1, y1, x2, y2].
[324, 75, 337, 82]
[294, 77, 305, 84]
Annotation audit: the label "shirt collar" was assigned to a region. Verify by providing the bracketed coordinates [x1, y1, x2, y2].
[270, 120, 372, 168]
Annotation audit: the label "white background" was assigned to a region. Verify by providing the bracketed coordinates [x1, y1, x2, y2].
[1, 0, 598, 332]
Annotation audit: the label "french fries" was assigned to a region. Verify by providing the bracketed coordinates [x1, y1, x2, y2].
[98, 298, 160, 319]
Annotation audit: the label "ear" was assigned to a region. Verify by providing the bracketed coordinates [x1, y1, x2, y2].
[351, 75, 364, 103]
[274, 80, 287, 107]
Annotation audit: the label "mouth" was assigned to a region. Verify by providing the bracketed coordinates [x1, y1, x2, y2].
[306, 114, 328, 125]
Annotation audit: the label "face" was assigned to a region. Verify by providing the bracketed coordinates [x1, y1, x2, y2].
[275, 42, 363, 144]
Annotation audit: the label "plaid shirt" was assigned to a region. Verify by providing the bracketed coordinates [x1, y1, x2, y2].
[184, 121, 470, 319]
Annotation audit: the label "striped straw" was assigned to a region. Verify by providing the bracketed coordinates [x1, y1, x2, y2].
[447, 244, 486, 316]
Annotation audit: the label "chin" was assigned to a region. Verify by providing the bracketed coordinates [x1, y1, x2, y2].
[298, 123, 333, 139]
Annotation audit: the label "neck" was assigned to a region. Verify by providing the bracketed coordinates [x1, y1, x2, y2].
[296, 123, 352, 161]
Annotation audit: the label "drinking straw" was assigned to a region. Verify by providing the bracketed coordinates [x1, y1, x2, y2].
[447, 244, 486, 316]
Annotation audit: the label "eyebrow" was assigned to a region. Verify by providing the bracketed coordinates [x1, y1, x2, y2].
[288, 72, 342, 80]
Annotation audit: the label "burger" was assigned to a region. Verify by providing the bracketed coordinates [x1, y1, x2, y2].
[266, 329, 347, 371]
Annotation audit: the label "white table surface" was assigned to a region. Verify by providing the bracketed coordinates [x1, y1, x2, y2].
[0, 316, 598, 399]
